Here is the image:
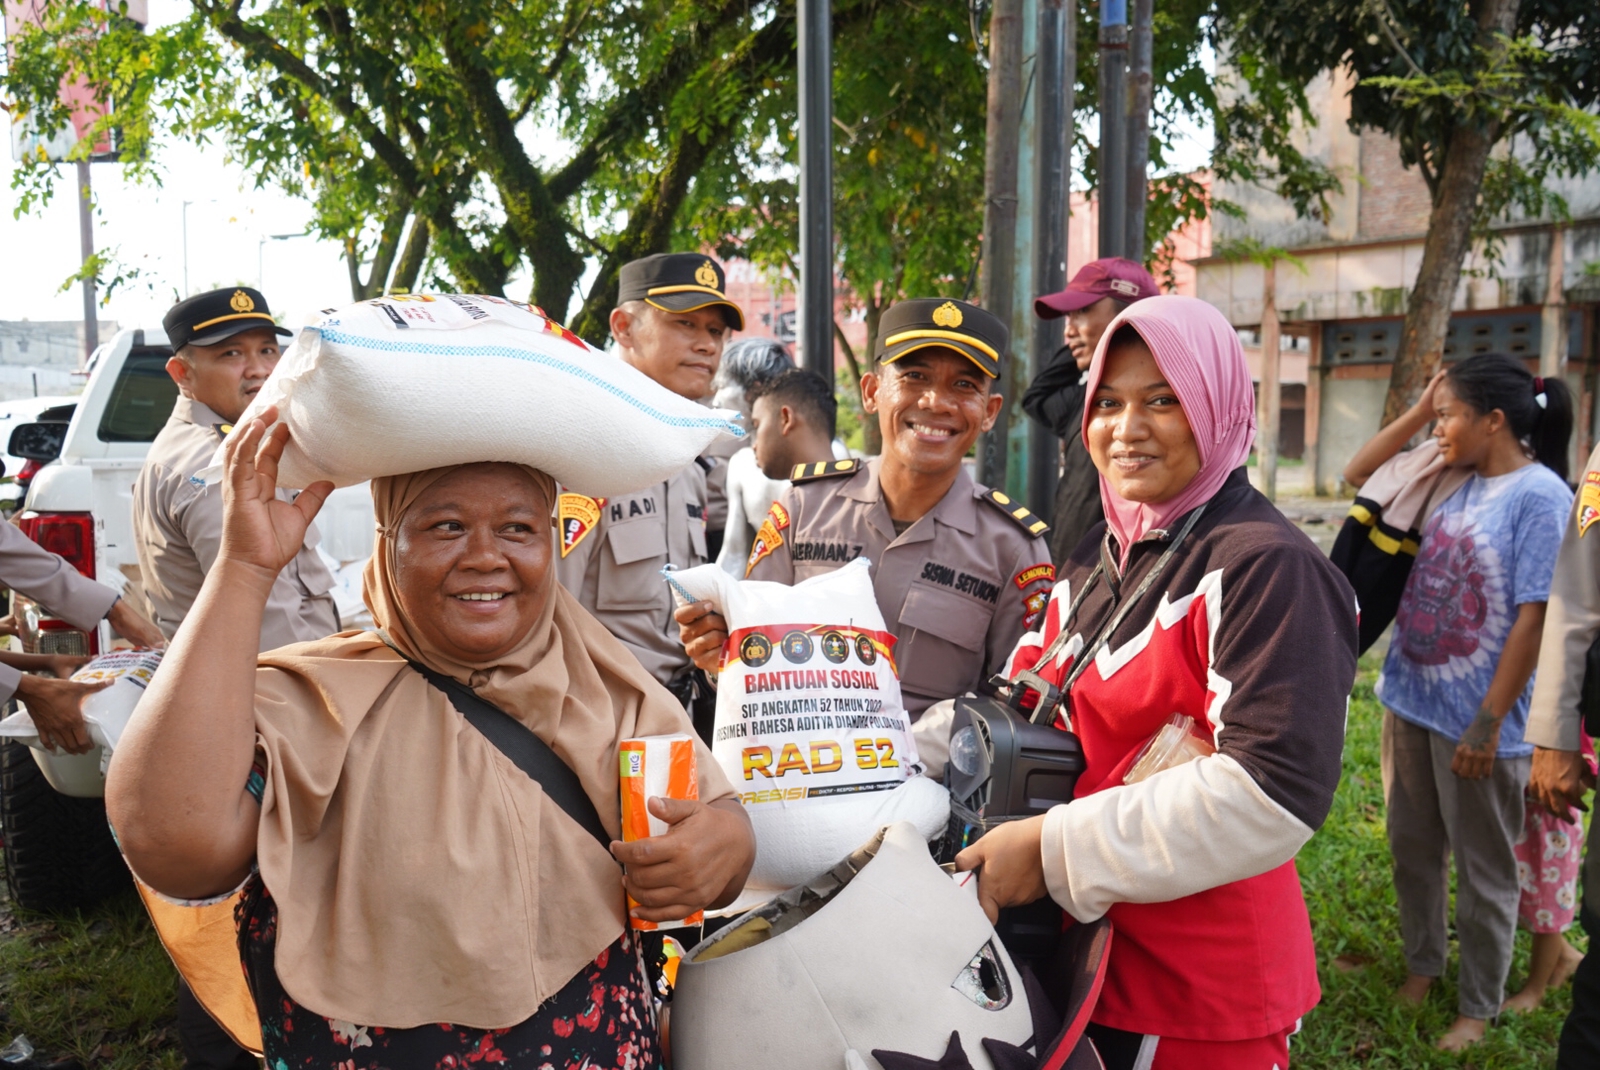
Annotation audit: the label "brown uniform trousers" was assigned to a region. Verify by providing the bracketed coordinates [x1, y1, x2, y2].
[554, 460, 711, 688]
[746, 456, 1054, 718]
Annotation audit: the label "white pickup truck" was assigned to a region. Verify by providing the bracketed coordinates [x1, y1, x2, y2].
[0, 325, 375, 911]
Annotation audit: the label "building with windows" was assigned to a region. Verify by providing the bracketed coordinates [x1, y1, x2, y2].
[1192, 70, 1598, 494]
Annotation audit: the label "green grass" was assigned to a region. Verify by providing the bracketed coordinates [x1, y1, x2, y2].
[0, 651, 1580, 1067]
[0, 886, 181, 1069]
[1295, 652, 1577, 1067]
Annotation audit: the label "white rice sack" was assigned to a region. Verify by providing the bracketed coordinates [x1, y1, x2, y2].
[210, 294, 743, 498]
[667, 559, 949, 890]
[0, 650, 164, 794]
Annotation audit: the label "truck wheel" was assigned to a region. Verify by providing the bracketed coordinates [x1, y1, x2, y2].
[0, 738, 131, 913]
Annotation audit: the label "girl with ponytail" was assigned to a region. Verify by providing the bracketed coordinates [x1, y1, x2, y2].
[1347, 352, 1576, 1049]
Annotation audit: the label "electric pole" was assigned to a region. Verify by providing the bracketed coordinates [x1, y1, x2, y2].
[1125, 0, 1153, 262]
[975, 0, 1025, 490]
[798, 0, 834, 388]
[1097, 0, 1128, 260]
[1028, 0, 1075, 516]
[76, 160, 98, 362]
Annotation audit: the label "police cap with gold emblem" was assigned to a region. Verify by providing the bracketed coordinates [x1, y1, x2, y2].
[617, 253, 745, 330]
[163, 286, 292, 350]
[874, 297, 1006, 379]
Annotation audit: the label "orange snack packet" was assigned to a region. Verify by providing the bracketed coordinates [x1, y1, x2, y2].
[620, 733, 702, 930]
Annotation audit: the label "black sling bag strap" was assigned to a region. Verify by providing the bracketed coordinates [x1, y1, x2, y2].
[375, 632, 612, 850]
[1027, 505, 1208, 724]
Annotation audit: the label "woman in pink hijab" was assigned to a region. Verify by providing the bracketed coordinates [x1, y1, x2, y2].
[956, 296, 1359, 1069]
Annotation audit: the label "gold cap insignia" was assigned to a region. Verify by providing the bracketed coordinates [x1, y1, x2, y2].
[932, 301, 963, 328]
[229, 290, 256, 313]
[695, 260, 719, 289]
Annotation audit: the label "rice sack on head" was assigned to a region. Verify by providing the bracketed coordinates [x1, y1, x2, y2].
[667, 559, 950, 892]
[210, 294, 742, 497]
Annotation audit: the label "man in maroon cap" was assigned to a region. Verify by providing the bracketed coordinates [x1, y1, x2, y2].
[1022, 257, 1161, 564]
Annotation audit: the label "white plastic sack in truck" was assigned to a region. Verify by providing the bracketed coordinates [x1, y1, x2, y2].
[666, 559, 949, 891]
[206, 294, 742, 498]
[0, 649, 164, 796]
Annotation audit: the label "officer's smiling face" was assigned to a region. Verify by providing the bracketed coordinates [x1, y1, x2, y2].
[393, 464, 553, 663]
[166, 327, 282, 424]
[863, 348, 1002, 475]
[612, 303, 730, 400]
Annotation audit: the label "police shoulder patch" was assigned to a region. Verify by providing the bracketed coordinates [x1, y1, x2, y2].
[1580, 470, 1600, 537]
[557, 493, 606, 557]
[981, 488, 1049, 537]
[790, 458, 859, 482]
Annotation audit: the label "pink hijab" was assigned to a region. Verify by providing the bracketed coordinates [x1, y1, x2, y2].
[1080, 295, 1256, 565]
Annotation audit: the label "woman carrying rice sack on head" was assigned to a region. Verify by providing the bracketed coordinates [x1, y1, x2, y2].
[106, 410, 754, 1070]
[955, 296, 1358, 1070]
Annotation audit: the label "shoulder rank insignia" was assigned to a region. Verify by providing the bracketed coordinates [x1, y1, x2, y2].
[791, 458, 858, 482]
[982, 488, 1049, 537]
[557, 492, 606, 557]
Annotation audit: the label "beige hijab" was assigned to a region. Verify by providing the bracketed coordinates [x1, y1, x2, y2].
[154, 464, 731, 1035]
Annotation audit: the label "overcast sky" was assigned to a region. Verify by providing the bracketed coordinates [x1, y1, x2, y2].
[2, 1, 1212, 338]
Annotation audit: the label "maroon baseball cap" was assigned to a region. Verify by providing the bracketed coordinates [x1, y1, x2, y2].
[1034, 258, 1161, 319]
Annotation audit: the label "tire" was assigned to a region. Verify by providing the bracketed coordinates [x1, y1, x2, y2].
[0, 737, 131, 913]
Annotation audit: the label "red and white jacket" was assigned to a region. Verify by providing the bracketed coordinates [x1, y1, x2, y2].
[1007, 469, 1358, 1042]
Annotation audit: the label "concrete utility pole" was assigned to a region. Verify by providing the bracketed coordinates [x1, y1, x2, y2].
[1124, 0, 1153, 261]
[1028, 0, 1075, 516]
[975, 0, 1025, 490]
[797, 0, 835, 388]
[1257, 261, 1282, 500]
[76, 160, 98, 362]
[1097, 0, 1128, 260]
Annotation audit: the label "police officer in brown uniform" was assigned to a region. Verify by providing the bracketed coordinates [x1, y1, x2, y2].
[679, 297, 1054, 718]
[556, 253, 743, 715]
[134, 288, 338, 652]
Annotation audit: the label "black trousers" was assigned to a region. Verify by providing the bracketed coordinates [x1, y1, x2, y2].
[176, 978, 257, 1070]
[1558, 903, 1600, 1068]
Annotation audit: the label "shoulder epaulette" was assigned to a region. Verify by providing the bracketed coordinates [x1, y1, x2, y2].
[982, 488, 1050, 537]
[791, 458, 860, 482]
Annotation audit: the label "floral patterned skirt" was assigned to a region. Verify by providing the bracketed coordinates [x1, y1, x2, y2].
[236, 878, 662, 1069]
[1514, 803, 1583, 934]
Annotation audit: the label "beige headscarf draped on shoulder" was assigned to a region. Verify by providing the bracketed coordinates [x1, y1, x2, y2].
[153, 463, 732, 1037]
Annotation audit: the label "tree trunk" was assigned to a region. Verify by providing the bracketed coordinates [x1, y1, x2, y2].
[391, 215, 431, 294]
[1380, 0, 1521, 425]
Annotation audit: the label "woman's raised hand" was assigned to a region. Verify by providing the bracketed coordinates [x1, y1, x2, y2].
[1415, 368, 1449, 418]
[220, 405, 335, 580]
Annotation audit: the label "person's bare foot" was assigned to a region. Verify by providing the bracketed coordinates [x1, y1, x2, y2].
[1395, 974, 1434, 1006]
[1436, 1016, 1487, 1051]
[1551, 941, 1585, 989]
[1502, 983, 1547, 1014]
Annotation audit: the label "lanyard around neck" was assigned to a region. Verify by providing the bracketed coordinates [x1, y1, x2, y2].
[1027, 504, 1207, 724]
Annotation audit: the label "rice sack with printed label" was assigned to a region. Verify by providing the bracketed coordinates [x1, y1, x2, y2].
[0, 649, 164, 796]
[207, 295, 741, 498]
[666, 559, 949, 891]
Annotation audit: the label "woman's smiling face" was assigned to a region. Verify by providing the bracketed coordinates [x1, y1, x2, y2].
[1087, 331, 1202, 505]
[393, 464, 553, 662]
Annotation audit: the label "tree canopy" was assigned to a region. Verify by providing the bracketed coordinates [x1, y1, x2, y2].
[1219, 0, 1600, 421]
